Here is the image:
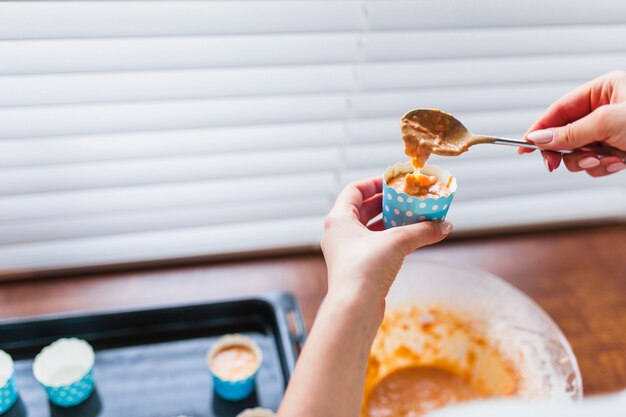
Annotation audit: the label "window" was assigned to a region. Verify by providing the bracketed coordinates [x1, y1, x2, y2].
[1, 1, 625, 276]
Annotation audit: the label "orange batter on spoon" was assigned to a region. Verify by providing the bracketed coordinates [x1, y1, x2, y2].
[389, 110, 457, 197]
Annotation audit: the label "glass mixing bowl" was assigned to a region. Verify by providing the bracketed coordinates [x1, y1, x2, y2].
[380, 256, 582, 402]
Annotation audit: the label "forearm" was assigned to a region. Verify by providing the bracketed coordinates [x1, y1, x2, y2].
[278, 288, 384, 417]
[277, 176, 449, 416]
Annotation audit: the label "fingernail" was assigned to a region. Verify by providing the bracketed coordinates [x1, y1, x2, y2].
[440, 221, 453, 235]
[527, 129, 553, 144]
[607, 162, 626, 173]
[578, 157, 601, 169]
[543, 157, 553, 173]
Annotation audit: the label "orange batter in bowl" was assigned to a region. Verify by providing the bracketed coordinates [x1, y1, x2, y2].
[365, 366, 483, 417]
[362, 306, 518, 417]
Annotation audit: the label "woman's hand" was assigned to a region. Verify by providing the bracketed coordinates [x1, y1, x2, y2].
[278, 177, 451, 417]
[321, 176, 452, 312]
[521, 70, 626, 176]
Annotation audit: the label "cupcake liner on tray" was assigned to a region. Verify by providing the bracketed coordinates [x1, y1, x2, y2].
[32, 338, 96, 407]
[236, 407, 276, 417]
[207, 334, 263, 402]
[383, 161, 457, 228]
[41, 369, 95, 408]
[0, 351, 18, 415]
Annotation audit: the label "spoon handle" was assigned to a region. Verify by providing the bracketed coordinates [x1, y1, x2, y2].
[490, 137, 626, 162]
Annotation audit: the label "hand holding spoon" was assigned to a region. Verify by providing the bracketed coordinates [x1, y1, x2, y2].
[402, 109, 626, 162]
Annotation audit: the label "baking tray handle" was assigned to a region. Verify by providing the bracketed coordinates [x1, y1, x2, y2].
[279, 293, 306, 349]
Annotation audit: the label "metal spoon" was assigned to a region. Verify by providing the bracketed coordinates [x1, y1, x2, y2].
[403, 109, 626, 162]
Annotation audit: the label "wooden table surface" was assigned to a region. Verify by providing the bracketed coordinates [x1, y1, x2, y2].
[0, 224, 624, 396]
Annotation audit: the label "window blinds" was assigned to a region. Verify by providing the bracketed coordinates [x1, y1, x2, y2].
[1, 1, 625, 276]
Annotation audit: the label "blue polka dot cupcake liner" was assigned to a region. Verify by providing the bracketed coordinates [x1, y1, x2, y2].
[207, 334, 262, 402]
[236, 408, 276, 417]
[0, 351, 18, 415]
[383, 161, 457, 228]
[33, 338, 96, 407]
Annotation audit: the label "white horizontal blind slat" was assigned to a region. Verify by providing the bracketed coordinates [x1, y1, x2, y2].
[3, 26, 626, 75]
[0, 216, 326, 272]
[0, 66, 355, 107]
[365, 26, 626, 62]
[0, 122, 346, 168]
[2, 1, 624, 40]
[0, 95, 348, 139]
[0, 197, 332, 245]
[0, 2, 362, 39]
[447, 187, 626, 233]
[453, 172, 626, 202]
[354, 82, 578, 118]
[0, 147, 341, 195]
[0, 173, 338, 223]
[0, 35, 360, 75]
[359, 54, 626, 91]
[367, 0, 626, 30]
[4, 54, 626, 108]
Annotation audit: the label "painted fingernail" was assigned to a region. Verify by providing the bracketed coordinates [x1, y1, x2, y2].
[543, 157, 553, 173]
[440, 221, 453, 235]
[578, 157, 601, 169]
[527, 129, 553, 144]
[607, 162, 626, 173]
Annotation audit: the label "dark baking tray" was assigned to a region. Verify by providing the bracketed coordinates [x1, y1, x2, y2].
[0, 292, 306, 417]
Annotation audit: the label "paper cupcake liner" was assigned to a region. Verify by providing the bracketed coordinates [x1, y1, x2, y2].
[33, 338, 95, 407]
[207, 334, 262, 401]
[0, 351, 18, 415]
[236, 407, 276, 417]
[42, 369, 95, 407]
[383, 161, 457, 228]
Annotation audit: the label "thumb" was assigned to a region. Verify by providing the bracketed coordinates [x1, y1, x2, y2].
[390, 221, 452, 254]
[526, 105, 615, 150]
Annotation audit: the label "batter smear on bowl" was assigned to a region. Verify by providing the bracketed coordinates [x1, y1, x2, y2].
[361, 306, 518, 417]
